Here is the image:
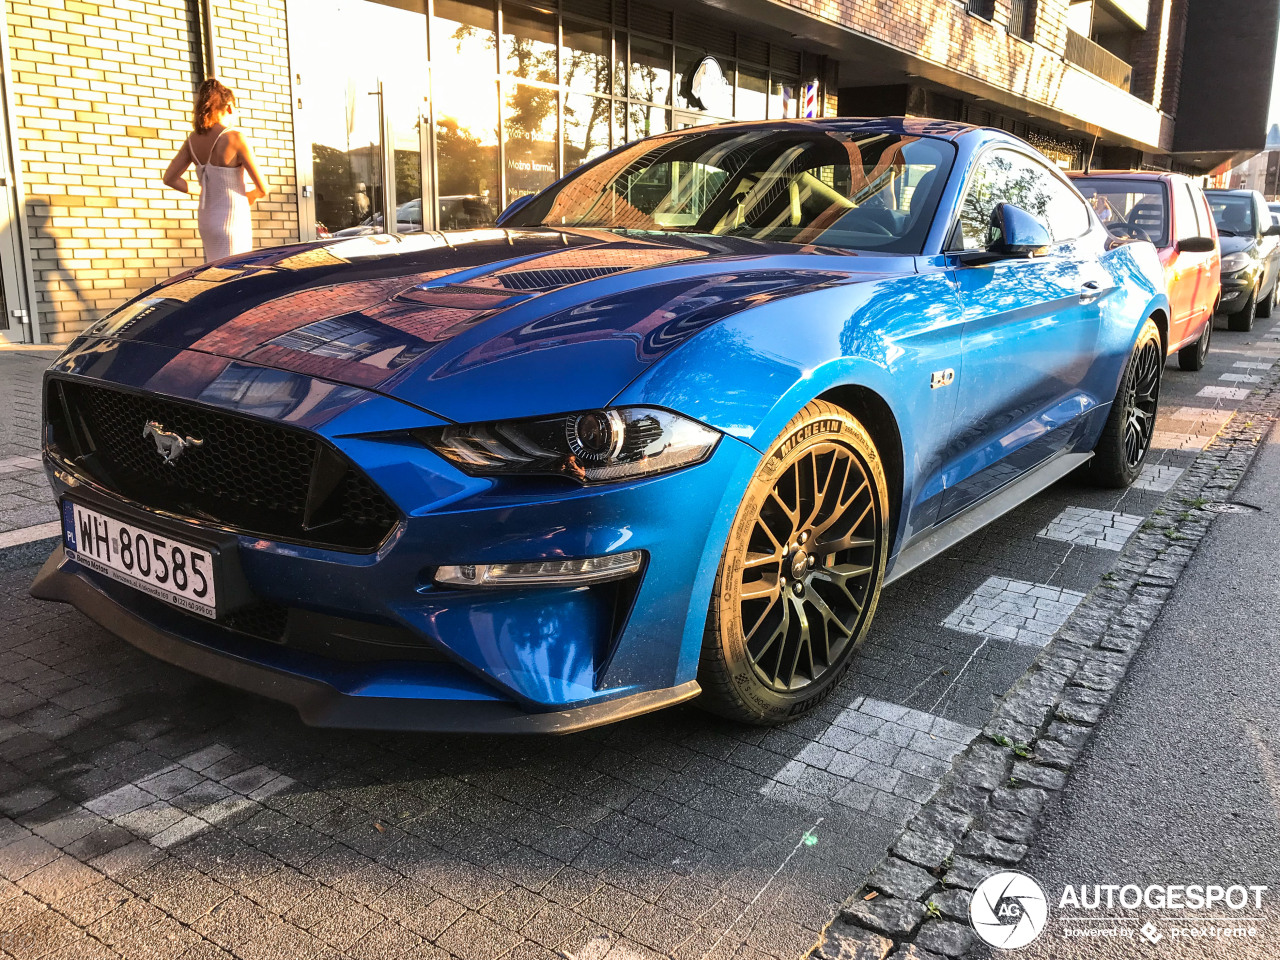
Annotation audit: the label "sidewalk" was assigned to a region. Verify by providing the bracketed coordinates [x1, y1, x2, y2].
[981, 419, 1280, 959]
[0, 347, 61, 556]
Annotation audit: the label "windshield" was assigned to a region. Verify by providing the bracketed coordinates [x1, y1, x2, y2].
[1073, 178, 1168, 247]
[504, 128, 956, 253]
[1207, 194, 1255, 236]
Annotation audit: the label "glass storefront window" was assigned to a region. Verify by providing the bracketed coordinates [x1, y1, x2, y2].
[297, 0, 818, 236]
[502, 4, 557, 84]
[432, 0, 499, 217]
[629, 35, 671, 105]
[434, 78, 500, 213]
[770, 77, 799, 119]
[737, 65, 768, 121]
[504, 81, 558, 206]
[674, 49, 733, 117]
[563, 20, 610, 95]
[627, 103, 670, 140]
[296, 0, 427, 236]
[433, 0, 495, 71]
[565, 93, 612, 171]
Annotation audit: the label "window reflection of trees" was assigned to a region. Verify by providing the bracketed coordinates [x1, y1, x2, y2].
[960, 151, 1089, 249]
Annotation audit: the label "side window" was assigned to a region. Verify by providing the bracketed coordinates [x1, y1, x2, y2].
[957, 149, 1090, 250]
[1173, 183, 1199, 242]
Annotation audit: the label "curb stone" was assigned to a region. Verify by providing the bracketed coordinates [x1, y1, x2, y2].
[808, 363, 1280, 960]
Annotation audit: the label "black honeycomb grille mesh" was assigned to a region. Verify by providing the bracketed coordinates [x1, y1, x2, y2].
[49, 379, 399, 552]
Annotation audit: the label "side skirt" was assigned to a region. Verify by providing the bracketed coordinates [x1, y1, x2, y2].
[884, 451, 1094, 585]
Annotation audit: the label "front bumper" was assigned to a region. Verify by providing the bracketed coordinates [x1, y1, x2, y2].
[35, 340, 764, 731]
[1219, 268, 1257, 307]
[31, 546, 699, 732]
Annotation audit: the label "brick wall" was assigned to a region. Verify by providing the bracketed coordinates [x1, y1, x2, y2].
[3, 0, 298, 344]
[782, 0, 1163, 149]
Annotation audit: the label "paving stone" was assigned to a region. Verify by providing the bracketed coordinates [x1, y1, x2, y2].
[1038, 507, 1144, 551]
[912, 918, 978, 957]
[814, 922, 894, 960]
[866, 859, 937, 901]
[1011, 761, 1068, 792]
[887, 946, 946, 960]
[957, 830, 1027, 865]
[981, 809, 1035, 844]
[927, 887, 971, 924]
[943, 578, 1086, 646]
[890, 831, 953, 872]
[840, 895, 928, 938]
[938, 855, 990, 891]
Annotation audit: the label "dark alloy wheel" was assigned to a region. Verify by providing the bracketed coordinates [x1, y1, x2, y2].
[700, 400, 889, 723]
[1090, 316, 1164, 488]
[1177, 318, 1212, 372]
[1122, 336, 1162, 470]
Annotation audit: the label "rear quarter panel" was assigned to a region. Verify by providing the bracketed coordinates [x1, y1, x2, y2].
[1097, 238, 1168, 380]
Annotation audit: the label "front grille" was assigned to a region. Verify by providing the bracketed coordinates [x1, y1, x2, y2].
[46, 379, 400, 552]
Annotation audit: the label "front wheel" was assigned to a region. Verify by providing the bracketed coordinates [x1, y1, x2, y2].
[1228, 289, 1257, 332]
[699, 400, 889, 724]
[1177, 318, 1212, 372]
[1089, 317, 1163, 488]
[1257, 282, 1274, 319]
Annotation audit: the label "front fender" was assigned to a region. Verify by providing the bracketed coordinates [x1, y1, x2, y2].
[614, 271, 965, 562]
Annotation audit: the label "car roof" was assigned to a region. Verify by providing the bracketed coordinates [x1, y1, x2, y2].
[672, 116, 1012, 142]
[1067, 170, 1207, 186]
[1205, 188, 1256, 195]
[1069, 170, 1169, 180]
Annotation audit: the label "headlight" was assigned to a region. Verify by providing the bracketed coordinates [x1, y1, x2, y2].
[416, 407, 721, 483]
[1221, 252, 1254, 273]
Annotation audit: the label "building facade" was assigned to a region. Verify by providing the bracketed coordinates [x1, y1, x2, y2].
[0, 0, 1275, 345]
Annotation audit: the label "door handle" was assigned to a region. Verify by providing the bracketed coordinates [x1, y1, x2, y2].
[1080, 280, 1102, 303]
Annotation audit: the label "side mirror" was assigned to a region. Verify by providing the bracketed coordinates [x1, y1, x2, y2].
[988, 203, 1051, 257]
[1176, 236, 1216, 253]
[1265, 223, 1280, 237]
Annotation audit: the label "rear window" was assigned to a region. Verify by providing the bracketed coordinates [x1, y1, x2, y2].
[1073, 178, 1168, 247]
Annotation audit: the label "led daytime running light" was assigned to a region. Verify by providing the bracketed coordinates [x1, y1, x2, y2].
[436, 551, 644, 588]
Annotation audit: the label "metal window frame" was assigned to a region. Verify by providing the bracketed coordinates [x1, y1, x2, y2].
[0, 2, 40, 343]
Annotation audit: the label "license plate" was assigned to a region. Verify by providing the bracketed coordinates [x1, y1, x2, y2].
[62, 501, 218, 618]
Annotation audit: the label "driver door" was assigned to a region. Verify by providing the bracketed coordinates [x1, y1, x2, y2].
[940, 148, 1106, 519]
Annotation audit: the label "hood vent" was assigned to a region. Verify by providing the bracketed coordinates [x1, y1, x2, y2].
[494, 265, 632, 290]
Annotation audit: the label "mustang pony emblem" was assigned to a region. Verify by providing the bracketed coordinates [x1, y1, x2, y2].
[143, 421, 203, 464]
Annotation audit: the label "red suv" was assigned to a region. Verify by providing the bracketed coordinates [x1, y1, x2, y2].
[1071, 172, 1221, 370]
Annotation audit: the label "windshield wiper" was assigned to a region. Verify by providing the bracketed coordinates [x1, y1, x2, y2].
[1217, 229, 1238, 236]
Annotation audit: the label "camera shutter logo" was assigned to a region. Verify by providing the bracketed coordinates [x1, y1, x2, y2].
[970, 871, 1049, 950]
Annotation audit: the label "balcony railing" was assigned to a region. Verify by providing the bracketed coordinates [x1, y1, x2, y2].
[1064, 29, 1133, 92]
[1007, 0, 1036, 42]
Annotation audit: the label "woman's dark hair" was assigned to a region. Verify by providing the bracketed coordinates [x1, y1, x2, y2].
[193, 78, 235, 134]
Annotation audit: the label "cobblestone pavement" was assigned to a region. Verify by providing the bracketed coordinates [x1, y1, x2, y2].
[0, 350, 59, 541]
[0, 317, 1275, 960]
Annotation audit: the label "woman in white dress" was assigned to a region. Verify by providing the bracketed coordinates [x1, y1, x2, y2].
[163, 78, 268, 262]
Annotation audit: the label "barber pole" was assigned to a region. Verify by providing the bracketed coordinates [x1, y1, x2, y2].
[802, 81, 819, 118]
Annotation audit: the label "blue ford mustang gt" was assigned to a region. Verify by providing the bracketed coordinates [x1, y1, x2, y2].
[33, 119, 1168, 732]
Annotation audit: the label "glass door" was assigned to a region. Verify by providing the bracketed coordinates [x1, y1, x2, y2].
[294, 0, 428, 238]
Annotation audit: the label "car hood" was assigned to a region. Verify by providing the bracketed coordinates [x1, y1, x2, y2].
[1218, 235, 1258, 257]
[83, 229, 899, 423]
